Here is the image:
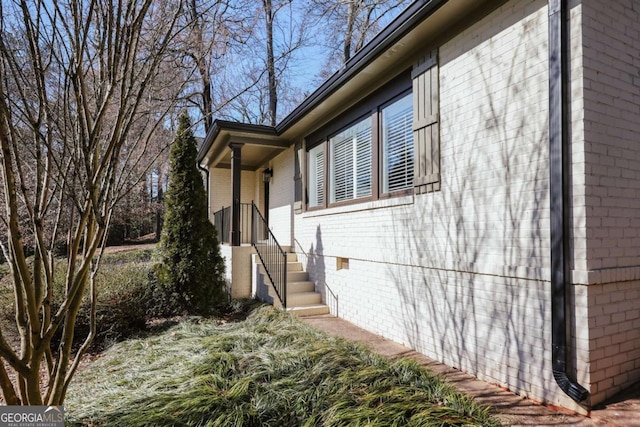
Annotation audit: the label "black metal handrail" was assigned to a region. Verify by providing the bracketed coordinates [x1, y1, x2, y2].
[251, 202, 287, 307]
[213, 203, 252, 244]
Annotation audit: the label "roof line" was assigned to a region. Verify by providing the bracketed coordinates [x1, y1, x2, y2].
[197, 120, 277, 162]
[275, 0, 449, 134]
[198, 0, 449, 163]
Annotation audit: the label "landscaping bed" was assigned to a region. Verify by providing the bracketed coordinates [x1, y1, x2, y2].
[65, 304, 498, 426]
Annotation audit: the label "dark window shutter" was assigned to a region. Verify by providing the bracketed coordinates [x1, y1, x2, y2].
[294, 142, 303, 212]
[307, 144, 325, 208]
[412, 49, 440, 194]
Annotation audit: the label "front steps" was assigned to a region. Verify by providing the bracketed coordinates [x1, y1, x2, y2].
[256, 251, 329, 317]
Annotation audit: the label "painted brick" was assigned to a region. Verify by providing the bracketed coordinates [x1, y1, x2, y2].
[231, 0, 640, 414]
[289, 0, 593, 410]
[209, 168, 260, 215]
[268, 146, 295, 247]
[582, 0, 640, 272]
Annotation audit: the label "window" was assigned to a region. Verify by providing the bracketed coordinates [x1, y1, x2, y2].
[382, 94, 413, 193]
[305, 91, 413, 210]
[294, 142, 303, 212]
[329, 117, 372, 203]
[308, 144, 324, 208]
[304, 54, 439, 211]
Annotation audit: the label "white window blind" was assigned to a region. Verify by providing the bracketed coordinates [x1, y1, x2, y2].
[308, 145, 325, 207]
[382, 94, 413, 193]
[330, 117, 372, 203]
[355, 125, 372, 197]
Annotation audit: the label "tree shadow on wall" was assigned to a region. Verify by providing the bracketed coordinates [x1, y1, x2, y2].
[386, 1, 582, 405]
[306, 225, 339, 314]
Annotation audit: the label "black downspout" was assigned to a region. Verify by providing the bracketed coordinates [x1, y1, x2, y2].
[548, 0, 588, 403]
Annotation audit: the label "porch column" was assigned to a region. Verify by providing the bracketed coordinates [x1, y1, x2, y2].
[230, 142, 244, 246]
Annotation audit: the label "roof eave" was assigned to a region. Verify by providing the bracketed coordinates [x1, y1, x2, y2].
[275, 0, 450, 135]
[197, 120, 277, 165]
[199, 0, 454, 165]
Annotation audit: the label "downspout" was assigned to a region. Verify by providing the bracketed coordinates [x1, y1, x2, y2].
[548, 0, 588, 403]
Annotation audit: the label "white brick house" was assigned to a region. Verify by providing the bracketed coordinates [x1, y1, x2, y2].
[197, 0, 640, 413]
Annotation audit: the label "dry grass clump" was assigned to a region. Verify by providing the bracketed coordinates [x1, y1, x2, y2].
[65, 305, 498, 426]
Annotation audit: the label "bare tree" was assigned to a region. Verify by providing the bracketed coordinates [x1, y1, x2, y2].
[308, 0, 411, 79]
[171, 0, 308, 128]
[178, 0, 252, 132]
[0, 0, 183, 405]
[108, 126, 173, 244]
[224, 0, 307, 125]
[264, 0, 277, 126]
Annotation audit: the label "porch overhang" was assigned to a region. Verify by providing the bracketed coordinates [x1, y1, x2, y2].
[197, 120, 289, 169]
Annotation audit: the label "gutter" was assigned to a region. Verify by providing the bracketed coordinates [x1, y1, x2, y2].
[197, 120, 277, 164]
[276, 0, 449, 134]
[548, 0, 588, 403]
[197, 0, 452, 165]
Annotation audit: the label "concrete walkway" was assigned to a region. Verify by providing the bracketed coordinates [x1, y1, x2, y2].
[301, 314, 640, 427]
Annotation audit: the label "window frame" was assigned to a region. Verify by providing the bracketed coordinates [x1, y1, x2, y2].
[304, 72, 414, 211]
[306, 140, 327, 212]
[378, 90, 414, 200]
[327, 114, 375, 207]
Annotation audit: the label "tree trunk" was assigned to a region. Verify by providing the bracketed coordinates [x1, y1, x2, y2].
[263, 0, 277, 126]
[0, 0, 182, 405]
[343, 0, 359, 62]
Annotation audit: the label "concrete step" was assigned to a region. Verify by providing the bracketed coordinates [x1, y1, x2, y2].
[258, 262, 302, 278]
[253, 243, 291, 252]
[286, 252, 298, 262]
[265, 281, 319, 303]
[287, 262, 303, 272]
[253, 251, 298, 268]
[287, 270, 308, 282]
[287, 304, 330, 317]
[287, 281, 315, 294]
[254, 248, 328, 318]
[287, 291, 322, 306]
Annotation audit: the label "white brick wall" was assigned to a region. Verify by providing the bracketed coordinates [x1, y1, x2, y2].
[292, 0, 583, 410]
[581, 0, 640, 272]
[582, 281, 640, 403]
[578, 0, 640, 405]
[268, 146, 295, 247]
[209, 168, 259, 217]
[264, 0, 640, 412]
[220, 245, 254, 298]
[295, 0, 551, 278]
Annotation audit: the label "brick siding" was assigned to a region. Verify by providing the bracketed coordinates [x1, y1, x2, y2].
[218, 0, 640, 412]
